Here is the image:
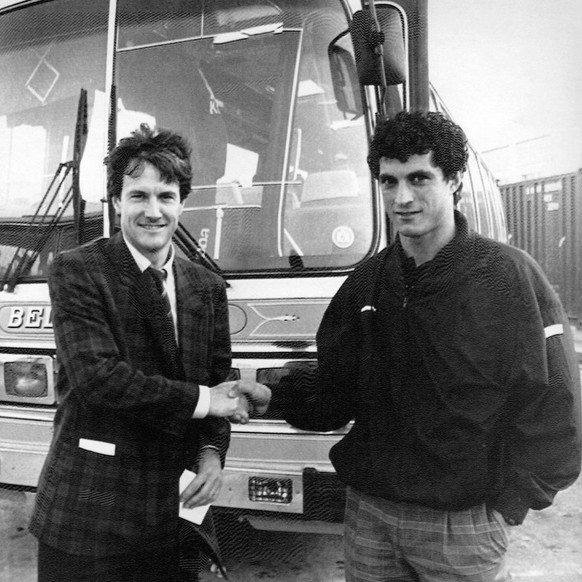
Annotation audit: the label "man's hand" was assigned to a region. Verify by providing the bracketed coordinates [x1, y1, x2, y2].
[232, 380, 272, 420]
[229, 392, 250, 424]
[180, 448, 222, 509]
[208, 380, 241, 417]
[208, 380, 271, 424]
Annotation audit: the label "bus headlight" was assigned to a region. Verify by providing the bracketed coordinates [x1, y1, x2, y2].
[5, 360, 48, 398]
[1, 355, 55, 404]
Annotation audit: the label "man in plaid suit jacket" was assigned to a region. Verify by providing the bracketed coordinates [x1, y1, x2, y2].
[29, 125, 269, 581]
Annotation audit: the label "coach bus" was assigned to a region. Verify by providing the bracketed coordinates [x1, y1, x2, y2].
[0, 0, 506, 534]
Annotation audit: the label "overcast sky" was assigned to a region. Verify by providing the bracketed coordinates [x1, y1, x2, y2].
[428, 0, 582, 182]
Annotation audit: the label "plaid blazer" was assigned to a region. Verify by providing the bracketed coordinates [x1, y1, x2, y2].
[29, 233, 231, 556]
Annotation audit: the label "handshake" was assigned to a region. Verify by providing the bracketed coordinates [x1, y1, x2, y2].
[209, 380, 272, 424]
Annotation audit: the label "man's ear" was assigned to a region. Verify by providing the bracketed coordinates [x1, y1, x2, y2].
[448, 171, 462, 194]
[112, 196, 121, 214]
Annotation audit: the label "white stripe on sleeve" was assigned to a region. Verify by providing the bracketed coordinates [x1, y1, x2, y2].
[544, 324, 564, 339]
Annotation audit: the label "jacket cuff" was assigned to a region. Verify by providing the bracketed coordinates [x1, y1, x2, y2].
[489, 488, 530, 526]
[198, 419, 231, 468]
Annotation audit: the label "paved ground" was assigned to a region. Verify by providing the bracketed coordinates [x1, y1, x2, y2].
[0, 489, 36, 582]
[199, 477, 582, 581]
[3, 475, 579, 581]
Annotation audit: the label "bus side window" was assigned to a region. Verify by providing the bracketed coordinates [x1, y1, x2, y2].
[468, 151, 492, 238]
[477, 158, 499, 240]
[458, 173, 478, 231]
[485, 168, 507, 242]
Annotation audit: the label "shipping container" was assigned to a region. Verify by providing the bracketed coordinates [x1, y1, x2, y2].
[501, 170, 582, 322]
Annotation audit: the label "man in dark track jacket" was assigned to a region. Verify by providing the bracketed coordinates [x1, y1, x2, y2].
[285, 111, 581, 581]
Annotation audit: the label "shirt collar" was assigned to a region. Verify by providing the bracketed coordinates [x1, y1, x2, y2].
[123, 237, 175, 274]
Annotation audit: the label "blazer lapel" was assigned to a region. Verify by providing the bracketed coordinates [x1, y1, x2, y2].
[174, 259, 208, 382]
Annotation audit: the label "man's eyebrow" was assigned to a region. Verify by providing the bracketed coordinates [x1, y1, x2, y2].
[378, 169, 434, 180]
[408, 169, 433, 178]
[126, 187, 179, 195]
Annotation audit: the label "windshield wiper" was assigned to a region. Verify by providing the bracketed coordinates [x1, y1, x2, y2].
[174, 222, 228, 285]
[73, 87, 89, 245]
[1, 88, 88, 292]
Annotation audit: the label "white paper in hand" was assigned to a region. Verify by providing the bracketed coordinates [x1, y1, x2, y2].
[179, 469, 211, 525]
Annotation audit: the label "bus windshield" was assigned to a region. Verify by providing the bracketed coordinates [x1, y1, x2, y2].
[0, 0, 107, 284]
[116, 0, 376, 272]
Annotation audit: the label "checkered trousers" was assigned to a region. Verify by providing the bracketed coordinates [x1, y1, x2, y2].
[344, 486, 513, 582]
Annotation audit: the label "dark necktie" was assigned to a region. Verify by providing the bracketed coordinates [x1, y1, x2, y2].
[147, 266, 172, 320]
[146, 266, 177, 351]
[146, 266, 184, 379]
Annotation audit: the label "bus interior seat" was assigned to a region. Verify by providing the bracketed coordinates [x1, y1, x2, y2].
[283, 169, 372, 256]
[300, 170, 359, 205]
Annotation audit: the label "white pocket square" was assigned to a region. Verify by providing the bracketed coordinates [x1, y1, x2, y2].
[79, 438, 116, 456]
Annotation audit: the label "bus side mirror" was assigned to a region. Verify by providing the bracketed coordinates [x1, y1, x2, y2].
[328, 43, 362, 115]
[350, 8, 406, 87]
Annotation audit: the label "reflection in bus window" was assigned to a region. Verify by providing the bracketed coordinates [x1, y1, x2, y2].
[283, 9, 373, 264]
[115, 0, 377, 273]
[485, 167, 507, 243]
[0, 0, 108, 280]
[458, 180, 478, 231]
[468, 151, 492, 239]
[477, 157, 497, 240]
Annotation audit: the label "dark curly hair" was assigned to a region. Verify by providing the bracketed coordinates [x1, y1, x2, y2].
[106, 124, 193, 202]
[367, 111, 468, 182]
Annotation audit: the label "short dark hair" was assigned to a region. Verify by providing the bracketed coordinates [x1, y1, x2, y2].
[367, 111, 468, 181]
[106, 124, 193, 202]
